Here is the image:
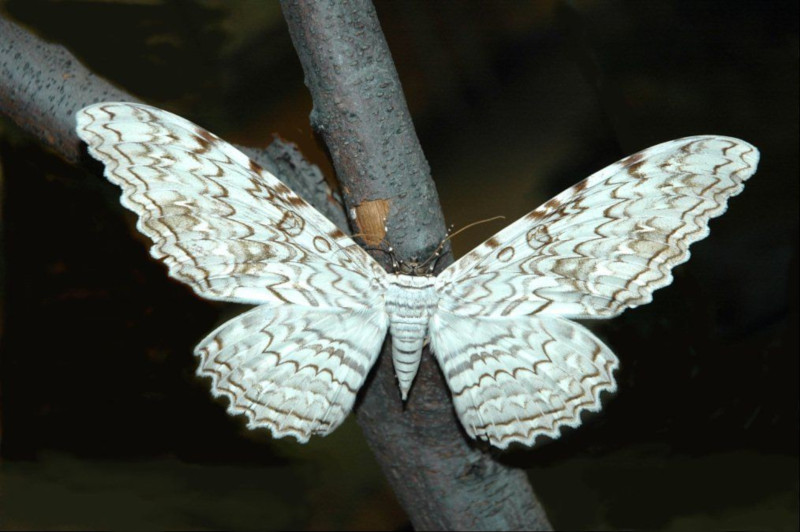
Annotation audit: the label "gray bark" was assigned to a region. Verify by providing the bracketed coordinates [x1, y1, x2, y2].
[281, 2, 551, 530]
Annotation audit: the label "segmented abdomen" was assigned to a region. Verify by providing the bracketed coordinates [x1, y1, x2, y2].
[385, 274, 438, 399]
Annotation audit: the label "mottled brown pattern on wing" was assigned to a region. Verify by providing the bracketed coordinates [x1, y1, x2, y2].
[436, 136, 759, 320]
[195, 303, 388, 441]
[76, 102, 387, 309]
[431, 313, 618, 448]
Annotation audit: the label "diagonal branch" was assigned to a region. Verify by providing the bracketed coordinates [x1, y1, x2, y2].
[281, 1, 551, 529]
[0, 15, 346, 230]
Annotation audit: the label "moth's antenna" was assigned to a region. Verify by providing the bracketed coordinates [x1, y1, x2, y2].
[362, 241, 396, 264]
[352, 232, 398, 270]
[329, 230, 387, 261]
[447, 215, 506, 243]
[417, 215, 506, 271]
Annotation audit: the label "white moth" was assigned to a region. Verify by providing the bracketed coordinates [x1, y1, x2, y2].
[76, 102, 759, 449]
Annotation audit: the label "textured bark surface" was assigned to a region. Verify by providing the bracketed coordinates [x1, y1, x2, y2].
[281, 1, 551, 530]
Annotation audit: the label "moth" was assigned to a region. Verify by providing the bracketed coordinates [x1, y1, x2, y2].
[76, 102, 758, 449]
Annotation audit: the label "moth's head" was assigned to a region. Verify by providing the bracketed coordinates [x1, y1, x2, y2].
[387, 217, 502, 276]
[357, 240, 439, 276]
[394, 256, 438, 277]
[388, 236, 451, 277]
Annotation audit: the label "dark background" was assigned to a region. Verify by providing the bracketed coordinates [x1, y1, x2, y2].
[1, 1, 797, 530]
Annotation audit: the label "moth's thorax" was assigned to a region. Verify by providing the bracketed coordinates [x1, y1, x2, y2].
[385, 274, 438, 399]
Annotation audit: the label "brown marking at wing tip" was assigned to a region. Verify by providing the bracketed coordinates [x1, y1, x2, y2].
[627, 159, 648, 179]
[286, 195, 307, 207]
[249, 159, 263, 173]
[681, 139, 700, 154]
[722, 139, 745, 158]
[620, 152, 646, 169]
[196, 128, 217, 149]
[525, 210, 546, 221]
[328, 228, 347, 239]
[273, 182, 293, 196]
[572, 179, 589, 193]
[542, 197, 561, 211]
[485, 237, 501, 249]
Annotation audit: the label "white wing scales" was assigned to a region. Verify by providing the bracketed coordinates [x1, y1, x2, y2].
[77, 102, 760, 449]
[437, 136, 758, 320]
[76, 103, 386, 308]
[196, 302, 388, 441]
[430, 313, 617, 448]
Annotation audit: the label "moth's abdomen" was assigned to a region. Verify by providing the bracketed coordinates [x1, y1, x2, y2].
[385, 274, 438, 399]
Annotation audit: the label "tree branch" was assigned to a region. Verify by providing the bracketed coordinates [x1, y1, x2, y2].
[281, 1, 551, 529]
[0, 15, 346, 229]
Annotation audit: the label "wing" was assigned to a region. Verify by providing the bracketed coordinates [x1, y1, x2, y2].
[76, 102, 386, 308]
[430, 312, 617, 449]
[196, 302, 389, 441]
[431, 135, 758, 447]
[77, 102, 391, 441]
[435, 136, 759, 319]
